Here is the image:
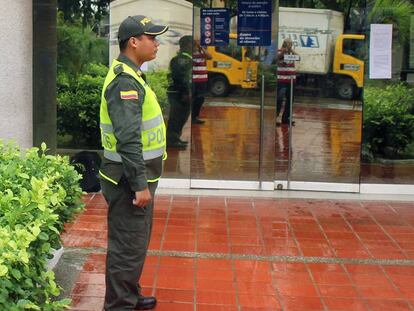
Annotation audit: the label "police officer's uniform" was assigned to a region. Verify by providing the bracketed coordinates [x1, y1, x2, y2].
[99, 15, 168, 311]
[166, 37, 193, 148]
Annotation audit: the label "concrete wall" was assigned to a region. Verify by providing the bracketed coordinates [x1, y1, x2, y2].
[110, 0, 193, 70]
[0, 1, 33, 149]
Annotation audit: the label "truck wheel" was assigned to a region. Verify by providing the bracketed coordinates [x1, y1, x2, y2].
[336, 79, 355, 99]
[210, 76, 229, 97]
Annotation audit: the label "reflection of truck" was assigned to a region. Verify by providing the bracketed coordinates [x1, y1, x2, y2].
[206, 33, 259, 96]
[278, 7, 365, 99]
[207, 7, 365, 99]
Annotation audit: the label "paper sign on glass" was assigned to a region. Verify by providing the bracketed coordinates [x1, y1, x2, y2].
[369, 24, 393, 79]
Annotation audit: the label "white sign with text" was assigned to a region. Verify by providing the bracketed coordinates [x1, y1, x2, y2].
[369, 24, 393, 79]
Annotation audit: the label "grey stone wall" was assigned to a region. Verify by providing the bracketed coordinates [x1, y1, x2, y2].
[0, 1, 33, 149]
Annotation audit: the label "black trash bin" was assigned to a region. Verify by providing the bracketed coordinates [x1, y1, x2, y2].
[70, 151, 102, 193]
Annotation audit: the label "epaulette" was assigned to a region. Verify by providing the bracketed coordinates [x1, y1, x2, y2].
[113, 64, 124, 75]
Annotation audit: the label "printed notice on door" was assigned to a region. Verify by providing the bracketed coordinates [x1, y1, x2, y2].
[237, 0, 272, 46]
[201, 8, 230, 46]
[369, 24, 393, 79]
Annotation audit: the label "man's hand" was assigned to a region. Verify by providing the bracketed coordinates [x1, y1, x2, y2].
[133, 188, 152, 208]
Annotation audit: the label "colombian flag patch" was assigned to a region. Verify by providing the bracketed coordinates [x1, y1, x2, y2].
[120, 90, 138, 100]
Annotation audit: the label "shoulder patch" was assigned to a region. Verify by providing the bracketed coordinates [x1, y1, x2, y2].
[113, 64, 124, 75]
[120, 90, 139, 100]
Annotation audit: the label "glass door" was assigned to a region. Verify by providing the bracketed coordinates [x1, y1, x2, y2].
[276, 2, 365, 192]
[189, 1, 276, 190]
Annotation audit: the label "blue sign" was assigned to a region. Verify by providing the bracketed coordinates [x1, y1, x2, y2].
[201, 8, 230, 46]
[237, 0, 272, 46]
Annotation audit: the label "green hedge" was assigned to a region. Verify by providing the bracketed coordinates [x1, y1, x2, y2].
[57, 66, 169, 149]
[0, 141, 84, 310]
[57, 63, 106, 149]
[146, 70, 169, 111]
[363, 83, 414, 160]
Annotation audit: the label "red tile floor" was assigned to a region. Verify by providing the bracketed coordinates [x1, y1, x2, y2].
[63, 193, 414, 311]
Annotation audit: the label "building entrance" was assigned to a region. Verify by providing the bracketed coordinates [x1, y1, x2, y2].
[155, 0, 364, 192]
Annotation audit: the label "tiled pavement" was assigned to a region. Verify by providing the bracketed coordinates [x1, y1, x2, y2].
[62, 193, 414, 311]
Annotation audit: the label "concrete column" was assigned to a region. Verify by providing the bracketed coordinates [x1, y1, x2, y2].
[33, 0, 57, 153]
[0, 1, 33, 149]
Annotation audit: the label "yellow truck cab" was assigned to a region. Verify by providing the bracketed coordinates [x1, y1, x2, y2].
[333, 34, 365, 99]
[206, 33, 259, 96]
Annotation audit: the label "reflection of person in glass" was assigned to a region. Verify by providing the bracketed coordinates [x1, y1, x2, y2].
[276, 38, 299, 126]
[99, 15, 168, 311]
[166, 35, 193, 148]
[192, 39, 212, 124]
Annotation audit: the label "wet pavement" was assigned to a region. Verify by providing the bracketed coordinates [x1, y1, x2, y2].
[163, 98, 414, 185]
[61, 193, 414, 311]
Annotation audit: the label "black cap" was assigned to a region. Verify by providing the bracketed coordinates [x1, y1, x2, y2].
[117, 15, 169, 42]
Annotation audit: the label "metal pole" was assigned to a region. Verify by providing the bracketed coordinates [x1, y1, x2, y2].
[259, 75, 265, 189]
[287, 77, 294, 189]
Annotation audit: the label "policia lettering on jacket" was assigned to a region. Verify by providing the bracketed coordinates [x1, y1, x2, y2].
[99, 15, 168, 311]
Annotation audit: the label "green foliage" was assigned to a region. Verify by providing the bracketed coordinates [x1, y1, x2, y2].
[57, 13, 108, 76]
[58, 0, 109, 29]
[57, 63, 106, 149]
[146, 70, 170, 111]
[258, 64, 278, 91]
[0, 141, 84, 310]
[368, 0, 414, 43]
[57, 66, 170, 148]
[362, 83, 414, 160]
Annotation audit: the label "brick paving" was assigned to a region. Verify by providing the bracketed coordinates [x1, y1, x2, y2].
[62, 193, 414, 310]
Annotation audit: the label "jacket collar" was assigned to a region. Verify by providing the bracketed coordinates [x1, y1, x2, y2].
[117, 54, 141, 73]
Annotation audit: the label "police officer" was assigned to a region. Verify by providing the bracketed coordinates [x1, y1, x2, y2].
[166, 35, 193, 148]
[99, 15, 168, 310]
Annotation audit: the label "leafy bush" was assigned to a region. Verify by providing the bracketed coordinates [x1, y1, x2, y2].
[0, 141, 84, 310]
[57, 63, 106, 149]
[362, 83, 414, 160]
[146, 70, 169, 112]
[57, 67, 170, 149]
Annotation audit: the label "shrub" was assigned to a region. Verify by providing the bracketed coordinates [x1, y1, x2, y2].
[0, 141, 84, 310]
[362, 83, 414, 160]
[146, 70, 169, 112]
[57, 63, 106, 149]
[57, 67, 170, 149]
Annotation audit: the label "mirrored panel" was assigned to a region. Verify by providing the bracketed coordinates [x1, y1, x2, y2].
[277, 2, 365, 189]
[189, 2, 275, 183]
[361, 9, 414, 185]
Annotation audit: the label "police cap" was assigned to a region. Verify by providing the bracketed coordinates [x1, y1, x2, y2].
[117, 15, 169, 42]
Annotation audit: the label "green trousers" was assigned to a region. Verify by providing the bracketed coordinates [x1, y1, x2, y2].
[101, 177, 157, 311]
[166, 92, 191, 144]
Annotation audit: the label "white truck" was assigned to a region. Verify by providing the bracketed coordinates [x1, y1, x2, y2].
[209, 7, 365, 99]
[276, 7, 365, 99]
